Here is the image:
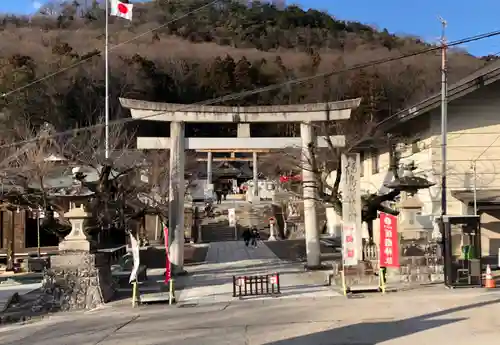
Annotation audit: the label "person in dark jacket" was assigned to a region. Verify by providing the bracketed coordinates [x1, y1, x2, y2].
[215, 190, 222, 204]
[242, 228, 252, 247]
[250, 226, 260, 247]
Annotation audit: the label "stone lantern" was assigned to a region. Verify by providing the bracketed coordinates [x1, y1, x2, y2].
[398, 194, 425, 239]
[58, 204, 93, 252]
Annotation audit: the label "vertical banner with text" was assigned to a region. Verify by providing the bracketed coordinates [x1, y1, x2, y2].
[379, 213, 400, 267]
[163, 225, 171, 283]
[342, 222, 358, 266]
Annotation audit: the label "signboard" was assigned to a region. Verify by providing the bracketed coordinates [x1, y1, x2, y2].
[341, 222, 358, 266]
[228, 208, 236, 227]
[163, 226, 171, 283]
[379, 213, 400, 267]
[128, 233, 140, 283]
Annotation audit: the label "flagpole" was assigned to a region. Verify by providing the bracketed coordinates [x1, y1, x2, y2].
[104, 0, 110, 159]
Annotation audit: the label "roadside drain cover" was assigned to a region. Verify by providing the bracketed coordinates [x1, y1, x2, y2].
[178, 303, 198, 308]
[347, 294, 365, 299]
[140, 292, 173, 304]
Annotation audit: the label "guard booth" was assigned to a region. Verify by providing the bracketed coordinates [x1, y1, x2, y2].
[441, 215, 482, 288]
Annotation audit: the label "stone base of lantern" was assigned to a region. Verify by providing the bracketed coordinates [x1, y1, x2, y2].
[36, 252, 115, 311]
[58, 238, 91, 252]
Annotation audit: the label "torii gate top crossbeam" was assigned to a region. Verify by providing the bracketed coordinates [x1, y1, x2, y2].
[119, 98, 361, 123]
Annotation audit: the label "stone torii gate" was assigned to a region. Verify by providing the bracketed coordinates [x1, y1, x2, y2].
[119, 98, 361, 272]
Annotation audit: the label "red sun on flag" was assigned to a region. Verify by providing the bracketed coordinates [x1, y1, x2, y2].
[118, 3, 128, 14]
[110, 0, 133, 21]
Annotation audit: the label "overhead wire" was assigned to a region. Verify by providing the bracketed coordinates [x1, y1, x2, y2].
[1, 28, 500, 151]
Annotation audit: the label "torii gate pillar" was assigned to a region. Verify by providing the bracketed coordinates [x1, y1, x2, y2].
[301, 122, 321, 268]
[168, 121, 185, 274]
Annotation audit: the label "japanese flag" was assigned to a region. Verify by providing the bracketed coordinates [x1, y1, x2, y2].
[110, 0, 133, 21]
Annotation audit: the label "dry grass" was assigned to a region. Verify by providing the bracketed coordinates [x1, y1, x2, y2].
[0, 26, 484, 85]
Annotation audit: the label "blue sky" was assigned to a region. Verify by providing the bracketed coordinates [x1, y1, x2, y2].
[2, 0, 500, 56]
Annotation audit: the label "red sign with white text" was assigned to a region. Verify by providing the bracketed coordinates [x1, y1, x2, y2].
[163, 226, 171, 283]
[379, 213, 400, 267]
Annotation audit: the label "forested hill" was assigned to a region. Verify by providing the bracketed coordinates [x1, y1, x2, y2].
[0, 0, 487, 132]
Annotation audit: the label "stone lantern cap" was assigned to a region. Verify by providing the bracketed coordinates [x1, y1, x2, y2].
[64, 204, 91, 219]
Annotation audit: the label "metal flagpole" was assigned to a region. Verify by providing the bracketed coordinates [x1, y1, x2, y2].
[105, 0, 110, 159]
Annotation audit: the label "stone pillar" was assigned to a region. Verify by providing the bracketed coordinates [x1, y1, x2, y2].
[207, 151, 213, 185]
[237, 123, 250, 137]
[300, 122, 321, 268]
[253, 151, 258, 197]
[341, 153, 362, 262]
[326, 206, 341, 237]
[169, 121, 185, 274]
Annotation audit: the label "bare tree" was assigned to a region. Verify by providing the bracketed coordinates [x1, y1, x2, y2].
[0, 115, 73, 269]
[272, 113, 404, 243]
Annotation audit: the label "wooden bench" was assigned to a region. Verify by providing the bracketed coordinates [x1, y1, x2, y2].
[97, 245, 127, 266]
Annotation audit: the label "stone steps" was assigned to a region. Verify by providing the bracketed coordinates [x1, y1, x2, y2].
[200, 201, 277, 242]
[201, 220, 238, 242]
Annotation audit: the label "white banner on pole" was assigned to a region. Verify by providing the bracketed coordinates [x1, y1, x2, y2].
[228, 208, 236, 227]
[129, 232, 140, 283]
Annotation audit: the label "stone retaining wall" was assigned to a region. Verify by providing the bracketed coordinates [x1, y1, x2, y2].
[32, 252, 115, 312]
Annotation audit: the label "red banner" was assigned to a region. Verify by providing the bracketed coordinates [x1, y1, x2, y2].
[163, 226, 171, 283]
[379, 213, 400, 267]
[279, 174, 302, 183]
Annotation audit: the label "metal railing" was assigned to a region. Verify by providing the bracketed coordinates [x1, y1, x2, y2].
[232, 273, 281, 298]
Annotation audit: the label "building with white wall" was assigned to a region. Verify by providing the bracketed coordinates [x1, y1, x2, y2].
[347, 60, 500, 256]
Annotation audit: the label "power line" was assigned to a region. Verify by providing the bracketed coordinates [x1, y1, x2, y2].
[350, 58, 500, 153]
[0, 0, 220, 99]
[0, 29, 499, 151]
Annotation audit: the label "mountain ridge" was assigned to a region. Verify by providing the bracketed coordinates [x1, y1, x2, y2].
[0, 0, 489, 135]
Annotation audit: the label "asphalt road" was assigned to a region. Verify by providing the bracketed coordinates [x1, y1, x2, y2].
[0, 286, 499, 345]
[0, 283, 42, 310]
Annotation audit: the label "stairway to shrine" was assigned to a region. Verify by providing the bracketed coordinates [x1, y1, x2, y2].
[199, 200, 276, 242]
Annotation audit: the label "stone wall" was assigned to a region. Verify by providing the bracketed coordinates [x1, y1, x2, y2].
[33, 252, 115, 312]
[362, 237, 443, 285]
[332, 234, 444, 288]
[396, 238, 444, 284]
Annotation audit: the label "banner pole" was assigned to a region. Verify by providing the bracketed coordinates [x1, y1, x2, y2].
[379, 268, 386, 294]
[341, 270, 347, 296]
[132, 281, 137, 307]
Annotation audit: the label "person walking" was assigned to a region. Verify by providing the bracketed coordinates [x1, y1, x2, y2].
[242, 228, 251, 247]
[250, 226, 260, 248]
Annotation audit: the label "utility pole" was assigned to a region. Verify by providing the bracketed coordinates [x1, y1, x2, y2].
[438, 17, 449, 284]
[471, 161, 477, 215]
[439, 17, 448, 218]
